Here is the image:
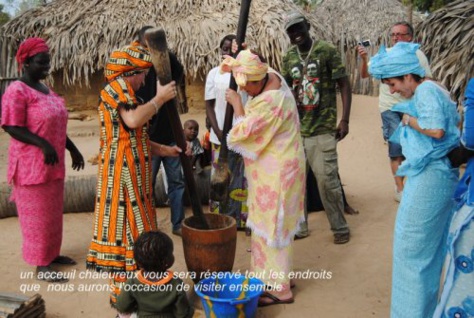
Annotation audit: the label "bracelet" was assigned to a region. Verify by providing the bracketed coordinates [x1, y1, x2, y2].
[151, 99, 159, 114]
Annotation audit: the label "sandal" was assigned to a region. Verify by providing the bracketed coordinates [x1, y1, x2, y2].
[258, 292, 294, 307]
[52, 255, 77, 265]
[36, 266, 69, 283]
[334, 232, 350, 244]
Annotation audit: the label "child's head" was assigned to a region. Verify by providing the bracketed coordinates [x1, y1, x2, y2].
[134, 231, 174, 273]
[183, 119, 199, 142]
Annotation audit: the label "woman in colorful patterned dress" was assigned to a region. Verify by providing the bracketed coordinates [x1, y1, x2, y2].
[86, 43, 179, 305]
[222, 49, 306, 306]
[369, 42, 460, 318]
[434, 78, 474, 318]
[1, 37, 84, 282]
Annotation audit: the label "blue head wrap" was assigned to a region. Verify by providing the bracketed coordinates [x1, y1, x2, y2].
[368, 42, 426, 79]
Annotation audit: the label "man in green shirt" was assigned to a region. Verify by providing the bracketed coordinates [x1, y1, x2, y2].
[282, 11, 351, 244]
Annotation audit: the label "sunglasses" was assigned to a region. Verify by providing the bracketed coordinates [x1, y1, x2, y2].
[390, 33, 410, 38]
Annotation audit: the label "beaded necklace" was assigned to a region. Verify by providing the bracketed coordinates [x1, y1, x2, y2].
[295, 39, 315, 105]
[296, 39, 315, 68]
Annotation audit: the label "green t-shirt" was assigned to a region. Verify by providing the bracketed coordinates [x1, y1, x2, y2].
[115, 277, 194, 318]
[282, 40, 347, 137]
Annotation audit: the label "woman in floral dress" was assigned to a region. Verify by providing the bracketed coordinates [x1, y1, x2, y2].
[222, 49, 305, 306]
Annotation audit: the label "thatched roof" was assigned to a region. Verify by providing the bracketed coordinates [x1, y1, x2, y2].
[0, 0, 328, 87]
[418, 0, 474, 102]
[311, 0, 424, 96]
[313, 0, 423, 48]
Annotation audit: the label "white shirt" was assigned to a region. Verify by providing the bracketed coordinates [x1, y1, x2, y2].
[205, 67, 247, 145]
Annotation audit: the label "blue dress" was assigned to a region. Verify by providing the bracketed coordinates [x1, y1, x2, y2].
[434, 79, 474, 318]
[389, 81, 460, 318]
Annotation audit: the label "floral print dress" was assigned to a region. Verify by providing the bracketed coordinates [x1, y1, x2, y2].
[227, 84, 305, 290]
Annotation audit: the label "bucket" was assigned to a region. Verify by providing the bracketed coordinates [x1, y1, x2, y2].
[194, 273, 265, 318]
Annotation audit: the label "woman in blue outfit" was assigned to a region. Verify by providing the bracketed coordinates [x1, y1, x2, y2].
[369, 42, 460, 318]
[434, 78, 474, 318]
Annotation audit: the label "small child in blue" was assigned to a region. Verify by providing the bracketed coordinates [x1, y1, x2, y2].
[115, 231, 194, 318]
[183, 119, 205, 174]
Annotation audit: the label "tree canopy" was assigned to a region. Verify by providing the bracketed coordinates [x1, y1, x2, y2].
[0, 5, 10, 26]
[403, 0, 457, 12]
[3, 0, 50, 17]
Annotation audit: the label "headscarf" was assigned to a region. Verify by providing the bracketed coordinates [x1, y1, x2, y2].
[104, 44, 152, 82]
[220, 49, 268, 87]
[16, 37, 49, 72]
[368, 42, 425, 79]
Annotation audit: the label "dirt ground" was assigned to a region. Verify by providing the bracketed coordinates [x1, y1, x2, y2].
[0, 94, 399, 317]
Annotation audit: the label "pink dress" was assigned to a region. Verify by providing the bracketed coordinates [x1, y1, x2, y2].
[1, 80, 68, 266]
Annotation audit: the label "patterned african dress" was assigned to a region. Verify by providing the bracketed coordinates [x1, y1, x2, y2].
[434, 79, 474, 318]
[1, 81, 68, 267]
[86, 77, 156, 302]
[389, 81, 460, 318]
[227, 83, 306, 291]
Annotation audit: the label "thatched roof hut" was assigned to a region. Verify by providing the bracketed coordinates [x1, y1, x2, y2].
[311, 0, 424, 96]
[0, 0, 329, 110]
[418, 0, 474, 103]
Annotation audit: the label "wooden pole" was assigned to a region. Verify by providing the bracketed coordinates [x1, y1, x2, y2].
[145, 29, 209, 229]
[209, 0, 253, 203]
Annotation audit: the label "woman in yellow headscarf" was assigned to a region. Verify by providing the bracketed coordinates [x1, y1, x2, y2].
[86, 44, 180, 305]
[222, 49, 306, 306]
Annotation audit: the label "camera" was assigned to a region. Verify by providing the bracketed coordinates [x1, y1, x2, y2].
[358, 39, 371, 47]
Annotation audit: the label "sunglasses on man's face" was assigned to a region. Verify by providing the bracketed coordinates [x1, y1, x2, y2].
[390, 33, 410, 38]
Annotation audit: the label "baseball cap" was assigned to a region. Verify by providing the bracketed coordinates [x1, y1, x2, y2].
[284, 11, 307, 30]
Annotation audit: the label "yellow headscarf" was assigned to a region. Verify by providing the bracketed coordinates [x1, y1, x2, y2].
[220, 49, 268, 87]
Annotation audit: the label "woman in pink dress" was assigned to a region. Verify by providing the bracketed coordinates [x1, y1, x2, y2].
[1, 38, 84, 282]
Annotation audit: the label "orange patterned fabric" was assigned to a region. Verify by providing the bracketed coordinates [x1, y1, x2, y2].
[86, 77, 156, 273]
[104, 44, 152, 82]
[110, 273, 129, 305]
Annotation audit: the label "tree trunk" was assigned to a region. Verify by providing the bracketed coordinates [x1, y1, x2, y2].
[0, 175, 96, 219]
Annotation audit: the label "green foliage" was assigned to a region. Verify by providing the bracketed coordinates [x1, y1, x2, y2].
[17, 0, 45, 15]
[292, 0, 324, 12]
[402, 0, 457, 13]
[428, 0, 452, 11]
[0, 4, 10, 26]
[4, 0, 50, 17]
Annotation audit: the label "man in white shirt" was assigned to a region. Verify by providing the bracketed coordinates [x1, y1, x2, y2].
[358, 21, 432, 202]
[205, 34, 249, 229]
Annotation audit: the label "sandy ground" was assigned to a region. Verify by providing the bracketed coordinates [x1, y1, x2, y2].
[0, 94, 399, 317]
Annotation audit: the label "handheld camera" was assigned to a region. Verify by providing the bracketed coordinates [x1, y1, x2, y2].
[358, 39, 371, 47]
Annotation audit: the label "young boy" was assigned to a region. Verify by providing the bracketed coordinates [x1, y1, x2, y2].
[183, 119, 205, 174]
[115, 231, 194, 318]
